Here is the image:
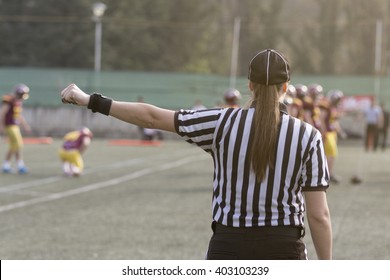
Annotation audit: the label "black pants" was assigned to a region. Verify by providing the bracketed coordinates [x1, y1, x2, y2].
[377, 128, 388, 150]
[206, 222, 307, 260]
[365, 124, 378, 151]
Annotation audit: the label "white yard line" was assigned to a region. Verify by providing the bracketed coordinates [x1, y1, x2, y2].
[0, 177, 65, 193]
[0, 155, 207, 213]
[0, 150, 192, 193]
[0, 158, 147, 193]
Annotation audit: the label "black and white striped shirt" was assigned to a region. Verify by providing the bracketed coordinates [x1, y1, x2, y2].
[174, 103, 329, 228]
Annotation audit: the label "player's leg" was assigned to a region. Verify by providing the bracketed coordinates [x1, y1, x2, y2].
[68, 151, 84, 177]
[59, 149, 74, 176]
[12, 126, 27, 174]
[2, 125, 25, 173]
[324, 131, 339, 183]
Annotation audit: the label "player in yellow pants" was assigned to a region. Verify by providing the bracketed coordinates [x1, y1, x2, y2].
[319, 90, 346, 183]
[58, 127, 93, 177]
[324, 131, 338, 158]
[0, 84, 31, 174]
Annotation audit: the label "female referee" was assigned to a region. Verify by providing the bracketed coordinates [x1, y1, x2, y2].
[60, 49, 332, 260]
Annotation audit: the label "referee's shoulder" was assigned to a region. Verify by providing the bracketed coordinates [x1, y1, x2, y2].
[285, 114, 321, 135]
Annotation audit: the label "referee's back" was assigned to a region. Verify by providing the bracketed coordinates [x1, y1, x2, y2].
[175, 104, 329, 228]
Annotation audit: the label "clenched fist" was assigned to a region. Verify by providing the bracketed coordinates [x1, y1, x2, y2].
[61, 84, 90, 106]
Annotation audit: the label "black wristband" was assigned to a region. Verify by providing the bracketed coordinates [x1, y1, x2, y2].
[87, 93, 113, 115]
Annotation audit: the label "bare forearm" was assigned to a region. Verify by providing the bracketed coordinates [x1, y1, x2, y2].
[109, 101, 175, 132]
[304, 191, 333, 260]
[60, 84, 176, 133]
[308, 216, 332, 260]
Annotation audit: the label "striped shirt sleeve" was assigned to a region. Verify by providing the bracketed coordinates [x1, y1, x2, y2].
[301, 129, 330, 191]
[174, 108, 223, 153]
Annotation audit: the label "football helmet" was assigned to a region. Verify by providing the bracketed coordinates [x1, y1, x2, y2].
[295, 84, 308, 100]
[308, 83, 324, 99]
[286, 84, 297, 98]
[13, 83, 30, 100]
[224, 88, 241, 104]
[327, 89, 344, 105]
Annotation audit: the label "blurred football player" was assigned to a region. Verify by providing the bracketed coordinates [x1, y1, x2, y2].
[284, 84, 304, 119]
[306, 83, 324, 130]
[319, 89, 346, 183]
[0, 84, 31, 174]
[58, 127, 93, 177]
[294, 84, 309, 120]
[224, 88, 241, 108]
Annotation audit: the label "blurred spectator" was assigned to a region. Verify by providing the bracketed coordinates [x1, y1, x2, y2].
[364, 100, 382, 152]
[377, 102, 389, 150]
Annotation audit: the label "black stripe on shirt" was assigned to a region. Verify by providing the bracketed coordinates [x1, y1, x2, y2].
[217, 109, 240, 224]
[212, 109, 234, 219]
[227, 110, 248, 225]
[276, 116, 295, 225]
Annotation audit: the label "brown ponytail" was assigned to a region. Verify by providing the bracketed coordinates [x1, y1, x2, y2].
[248, 82, 283, 182]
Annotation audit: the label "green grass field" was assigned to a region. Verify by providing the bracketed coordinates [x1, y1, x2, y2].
[0, 138, 389, 260]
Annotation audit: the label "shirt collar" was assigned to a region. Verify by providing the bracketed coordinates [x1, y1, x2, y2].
[279, 102, 288, 115]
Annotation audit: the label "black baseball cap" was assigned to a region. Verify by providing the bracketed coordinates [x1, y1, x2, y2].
[248, 49, 290, 86]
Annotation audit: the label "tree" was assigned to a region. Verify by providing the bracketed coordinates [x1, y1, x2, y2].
[0, 0, 389, 75]
[0, 0, 94, 68]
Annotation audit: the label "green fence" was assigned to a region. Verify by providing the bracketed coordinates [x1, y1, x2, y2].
[1, 67, 390, 109]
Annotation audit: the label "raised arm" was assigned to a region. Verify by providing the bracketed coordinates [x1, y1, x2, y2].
[61, 84, 176, 133]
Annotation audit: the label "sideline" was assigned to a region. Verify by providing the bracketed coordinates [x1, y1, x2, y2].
[0, 155, 207, 213]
